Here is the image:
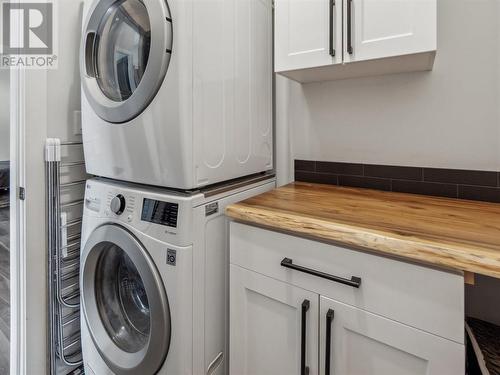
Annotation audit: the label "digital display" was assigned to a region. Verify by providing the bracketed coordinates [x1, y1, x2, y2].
[141, 198, 178, 228]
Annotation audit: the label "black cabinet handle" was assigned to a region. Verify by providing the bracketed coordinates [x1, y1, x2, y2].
[301, 300, 310, 375]
[329, 0, 335, 56]
[347, 0, 353, 54]
[325, 309, 335, 375]
[281, 258, 361, 288]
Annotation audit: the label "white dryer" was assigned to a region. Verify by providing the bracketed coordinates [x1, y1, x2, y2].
[80, 175, 275, 375]
[80, 0, 273, 189]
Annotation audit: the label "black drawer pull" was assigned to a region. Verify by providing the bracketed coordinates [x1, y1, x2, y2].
[301, 299, 310, 375]
[281, 258, 361, 288]
[325, 309, 335, 375]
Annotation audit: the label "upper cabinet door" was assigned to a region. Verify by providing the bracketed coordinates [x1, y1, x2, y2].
[343, 0, 436, 63]
[319, 296, 464, 375]
[275, 0, 342, 72]
[230, 265, 319, 375]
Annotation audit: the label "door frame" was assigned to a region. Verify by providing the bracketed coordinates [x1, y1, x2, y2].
[10, 17, 51, 375]
[10, 62, 24, 375]
[9, 2, 26, 369]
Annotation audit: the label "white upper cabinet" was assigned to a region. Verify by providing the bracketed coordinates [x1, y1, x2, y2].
[344, 0, 436, 63]
[275, 0, 342, 71]
[275, 0, 437, 82]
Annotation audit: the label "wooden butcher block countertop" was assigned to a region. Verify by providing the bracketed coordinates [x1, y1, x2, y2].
[226, 182, 500, 279]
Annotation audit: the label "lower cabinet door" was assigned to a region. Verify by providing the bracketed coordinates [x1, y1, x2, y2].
[320, 296, 464, 375]
[230, 264, 319, 375]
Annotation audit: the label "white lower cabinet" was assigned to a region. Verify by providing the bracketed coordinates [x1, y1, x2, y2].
[319, 296, 464, 375]
[230, 265, 319, 375]
[230, 222, 465, 375]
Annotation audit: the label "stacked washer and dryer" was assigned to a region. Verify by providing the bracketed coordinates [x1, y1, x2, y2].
[78, 0, 274, 373]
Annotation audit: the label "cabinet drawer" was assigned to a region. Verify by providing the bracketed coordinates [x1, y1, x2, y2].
[230, 222, 464, 344]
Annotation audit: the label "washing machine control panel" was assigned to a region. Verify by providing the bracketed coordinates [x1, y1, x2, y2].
[141, 198, 179, 228]
[85, 180, 186, 241]
[110, 194, 126, 215]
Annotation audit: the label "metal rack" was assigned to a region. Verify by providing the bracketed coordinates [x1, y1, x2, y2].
[46, 139, 86, 374]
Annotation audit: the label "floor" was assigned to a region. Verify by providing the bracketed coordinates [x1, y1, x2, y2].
[0, 191, 9, 374]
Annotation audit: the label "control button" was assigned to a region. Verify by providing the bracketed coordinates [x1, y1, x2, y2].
[110, 194, 126, 215]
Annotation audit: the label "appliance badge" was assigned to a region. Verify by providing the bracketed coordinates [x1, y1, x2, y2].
[167, 249, 177, 266]
[205, 202, 219, 216]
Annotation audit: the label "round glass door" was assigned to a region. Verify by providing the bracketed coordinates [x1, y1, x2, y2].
[95, 0, 151, 102]
[82, 225, 171, 374]
[95, 242, 151, 352]
[81, 0, 172, 123]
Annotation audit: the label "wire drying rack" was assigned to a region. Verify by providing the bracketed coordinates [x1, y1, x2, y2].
[46, 139, 86, 374]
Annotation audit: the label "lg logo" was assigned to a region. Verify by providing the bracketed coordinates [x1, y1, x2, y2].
[2, 1, 53, 55]
[167, 249, 177, 266]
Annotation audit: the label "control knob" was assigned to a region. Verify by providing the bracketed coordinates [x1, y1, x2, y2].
[110, 194, 126, 215]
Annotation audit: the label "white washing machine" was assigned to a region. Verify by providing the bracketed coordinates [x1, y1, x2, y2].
[80, 0, 273, 189]
[80, 175, 275, 375]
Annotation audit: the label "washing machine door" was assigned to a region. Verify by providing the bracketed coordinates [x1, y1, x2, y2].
[81, 0, 172, 123]
[81, 224, 170, 374]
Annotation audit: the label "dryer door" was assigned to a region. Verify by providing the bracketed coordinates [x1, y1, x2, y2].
[81, 0, 172, 123]
[81, 224, 170, 374]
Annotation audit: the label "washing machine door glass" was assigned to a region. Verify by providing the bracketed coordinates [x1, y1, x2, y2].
[81, 0, 172, 123]
[95, 243, 151, 352]
[82, 225, 171, 374]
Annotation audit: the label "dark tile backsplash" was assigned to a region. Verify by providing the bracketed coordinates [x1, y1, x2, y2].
[458, 185, 500, 203]
[316, 161, 364, 176]
[295, 171, 338, 185]
[392, 180, 458, 199]
[423, 168, 498, 187]
[364, 164, 423, 181]
[338, 175, 392, 191]
[294, 159, 500, 203]
[294, 159, 316, 172]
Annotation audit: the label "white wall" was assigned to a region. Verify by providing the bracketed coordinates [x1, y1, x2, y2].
[19, 1, 84, 373]
[20, 69, 49, 375]
[47, 1, 84, 141]
[277, 0, 500, 177]
[0, 70, 9, 161]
